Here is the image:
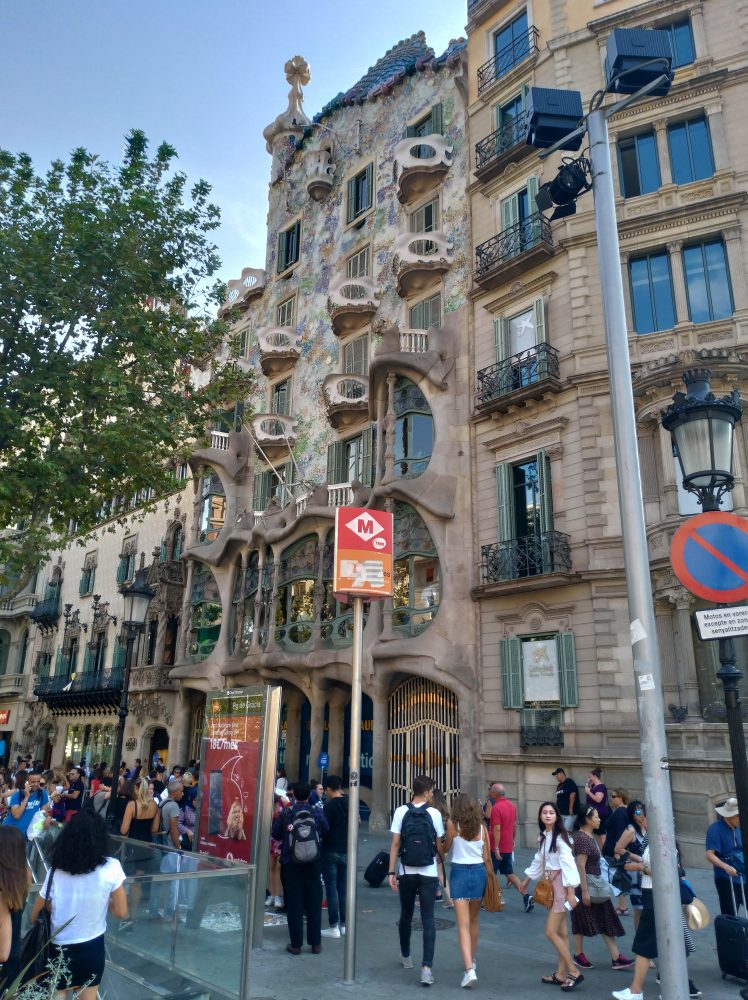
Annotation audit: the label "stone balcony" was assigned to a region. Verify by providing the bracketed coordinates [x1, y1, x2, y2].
[305, 143, 335, 201]
[322, 374, 369, 429]
[0, 593, 37, 618]
[218, 267, 266, 317]
[251, 413, 298, 461]
[393, 134, 453, 204]
[0, 673, 24, 698]
[257, 326, 302, 377]
[328, 272, 380, 336]
[394, 231, 452, 296]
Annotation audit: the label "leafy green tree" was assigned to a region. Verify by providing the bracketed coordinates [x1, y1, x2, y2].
[0, 130, 249, 593]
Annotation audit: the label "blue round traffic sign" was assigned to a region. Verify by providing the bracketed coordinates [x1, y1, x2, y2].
[317, 751, 330, 770]
[671, 512, 748, 602]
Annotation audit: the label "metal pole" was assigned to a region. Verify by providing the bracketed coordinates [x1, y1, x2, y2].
[106, 628, 136, 825]
[343, 596, 363, 984]
[588, 108, 690, 1000]
[250, 684, 282, 951]
[717, 632, 748, 836]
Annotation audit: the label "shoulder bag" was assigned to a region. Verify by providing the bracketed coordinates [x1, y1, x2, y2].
[586, 871, 613, 903]
[481, 828, 505, 913]
[533, 840, 554, 909]
[18, 869, 54, 984]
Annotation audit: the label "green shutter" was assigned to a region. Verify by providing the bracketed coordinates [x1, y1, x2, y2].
[431, 103, 444, 135]
[364, 163, 373, 212]
[537, 449, 554, 535]
[533, 296, 546, 345]
[410, 299, 424, 330]
[500, 637, 524, 709]
[557, 632, 579, 707]
[346, 176, 356, 223]
[500, 192, 519, 233]
[495, 463, 514, 544]
[405, 123, 417, 139]
[326, 441, 346, 485]
[360, 427, 374, 487]
[253, 471, 271, 512]
[527, 175, 540, 243]
[520, 83, 529, 109]
[277, 230, 286, 273]
[494, 316, 511, 363]
[79, 574, 87, 597]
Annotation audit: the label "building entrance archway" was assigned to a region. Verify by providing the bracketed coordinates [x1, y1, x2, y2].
[148, 726, 170, 767]
[388, 677, 459, 813]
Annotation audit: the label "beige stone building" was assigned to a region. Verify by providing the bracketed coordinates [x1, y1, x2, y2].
[466, 0, 748, 858]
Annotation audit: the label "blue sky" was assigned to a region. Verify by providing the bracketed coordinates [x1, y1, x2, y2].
[0, 1, 464, 287]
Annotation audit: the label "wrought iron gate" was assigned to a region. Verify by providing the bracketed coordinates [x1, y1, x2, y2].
[388, 677, 460, 813]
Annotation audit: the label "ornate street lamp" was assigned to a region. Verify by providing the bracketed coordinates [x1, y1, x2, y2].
[662, 368, 748, 851]
[661, 368, 742, 512]
[106, 558, 154, 826]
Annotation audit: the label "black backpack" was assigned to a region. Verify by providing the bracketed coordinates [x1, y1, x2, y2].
[399, 803, 437, 868]
[287, 805, 321, 864]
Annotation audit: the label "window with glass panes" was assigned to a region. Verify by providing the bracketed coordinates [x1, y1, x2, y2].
[271, 378, 291, 416]
[346, 163, 374, 223]
[683, 241, 733, 323]
[277, 220, 301, 273]
[494, 9, 530, 77]
[409, 293, 441, 330]
[346, 246, 370, 280]
[276, 297, 295, 328]
[668, 117, 714, 185]
[629, 252, 676, 333]
[618, 132, 660, 197]
[410, 197, 439, 235]
[394, 377, 433, 479]
[326, 429, 374, 487]
[237, 325, 251, 357]
[660, 18, 695, 68]
[343, 334, 369, 375]
[496, 91, 526, 151]
[405, 104, 444, 158]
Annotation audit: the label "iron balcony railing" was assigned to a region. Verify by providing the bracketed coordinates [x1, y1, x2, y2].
[475, 212, 552, 277]
[480, 530, 571, 583]
[476, 343, 559, 407]
[34, 667, 124, 698]
[475, 111, 527, 171]
[520, 707, 564, 748]
[477, 26, 539, 95]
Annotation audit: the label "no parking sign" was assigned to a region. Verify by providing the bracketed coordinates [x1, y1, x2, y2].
[670, 511, 748, 603]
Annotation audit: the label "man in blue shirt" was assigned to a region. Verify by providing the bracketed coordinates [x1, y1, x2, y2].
[5, 770, 50, 840]
[706, 797, 745, 915]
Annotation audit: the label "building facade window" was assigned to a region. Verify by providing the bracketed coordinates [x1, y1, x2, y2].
[271, 378, 291, 416]
[410, 196, 439, 236]
[499, 632, 578, 709]
[253, 462, 293, 513]
[618, 131, 660, 197]
[500, 177, 540, 257]
[494, 9, 530, 78]
[342, 334, 369, 375]
[276, 296, 296, 328]
[116, 550, 136, 585]
[346, 163, 374, 224]
[493, 451, 555, 580]
[393, 377, 433, 479]
[0, 630, 9, 677]
[393, 502, 440, 637]
[629, 251, 676, 333]
[237, 326, 251, 358]
[409, 292, 441, 330]
[668, 117, 714, 185]
[661, 18, 695, 68]
[198, 472, 225, 544]
[79, 560, 96, 597]
[405, 104, 444, 158]
[277, 220, 301, 273]
[327, 428, 374, 487]
[346, 246, 370, 280]
[683, 241, 733, 323]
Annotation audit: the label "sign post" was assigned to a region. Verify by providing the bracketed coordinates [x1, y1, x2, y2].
[333, 507, 393, 985]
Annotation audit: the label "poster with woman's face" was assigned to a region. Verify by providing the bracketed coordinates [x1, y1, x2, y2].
[197, 689, 265, 863]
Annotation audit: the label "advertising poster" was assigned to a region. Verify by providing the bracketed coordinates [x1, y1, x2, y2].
[197, 688, 267, 863]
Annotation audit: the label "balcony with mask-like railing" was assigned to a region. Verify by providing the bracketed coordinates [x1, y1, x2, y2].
[475, 212, 552, 289]
[257, 326, 302, 377]
[328, 272, 380, 336]
[477, 26, 539, 98]
[394, 231, 452, 297]
[323, 374, 369, 429]
[475, 343, 561, 415]
[474, 111, 533, 184]
[217, 267, 266, 318]
[393, 134, 453, 205]
[479, 531, 572, 586]
[250, 413, 298, 462]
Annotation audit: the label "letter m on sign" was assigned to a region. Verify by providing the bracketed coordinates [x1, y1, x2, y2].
[358, 518, 374, 535]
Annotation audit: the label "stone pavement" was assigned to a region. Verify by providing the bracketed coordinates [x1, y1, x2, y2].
[248, 829, 745, 1000]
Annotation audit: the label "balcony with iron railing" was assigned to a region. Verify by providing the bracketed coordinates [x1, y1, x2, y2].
[33, 660, 125, 713]
[474, 111, 533, 182]
[475, 343, 561, 414]
[30, 590, 61, 631]
[520, 707, 564, 748]
[474, 213, 552, 288]
[479, 531, 572, 586]
[477, 26, 539, 97]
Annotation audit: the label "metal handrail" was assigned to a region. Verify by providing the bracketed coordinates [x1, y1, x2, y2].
[477, 26, 539, 94]
[34, 667, 124, 696]
[480, 531, 571, 583]
[475, 111, 527, 170]
[475, 212, 552, 276]
[476, 343, 559, 406]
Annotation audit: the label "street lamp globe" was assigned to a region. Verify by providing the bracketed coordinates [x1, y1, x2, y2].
[661, 368, 742, 512]
[119, 564, 155, 628]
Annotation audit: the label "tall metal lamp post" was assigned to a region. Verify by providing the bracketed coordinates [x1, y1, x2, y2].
[106, 559, 155, 825]
[662, 369, 748, 838]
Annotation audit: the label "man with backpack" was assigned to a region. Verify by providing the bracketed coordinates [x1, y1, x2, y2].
[272, 782, 329, 955]
[388, 775, 446, 987]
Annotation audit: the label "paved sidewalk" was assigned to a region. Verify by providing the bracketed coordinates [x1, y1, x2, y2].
[248, 830, 744, 999]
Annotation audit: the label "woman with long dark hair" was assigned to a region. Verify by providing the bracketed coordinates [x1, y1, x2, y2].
[30, 811, 128, 1000]
[519, 801, 581, 991]
[0, 826, 31, 988]
[615, 800, 648, 931]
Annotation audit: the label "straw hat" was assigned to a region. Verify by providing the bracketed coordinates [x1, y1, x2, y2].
[684, 898, 710, 930]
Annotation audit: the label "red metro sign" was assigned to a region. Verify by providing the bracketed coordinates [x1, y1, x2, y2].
[333, 507, 393, 599]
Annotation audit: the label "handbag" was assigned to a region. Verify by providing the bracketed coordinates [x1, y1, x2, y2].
[533, 842, 554, 909]
[586, 872, 613, 903]
[481, 830, 505, 913]
[18, 869, 54, 984]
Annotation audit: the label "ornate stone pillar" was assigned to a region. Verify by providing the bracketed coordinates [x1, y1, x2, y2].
[383, 372, 396, 483]
[619, 251, 633, 331]
[667, 240, 690, 324]
[266, 547, 281, 652]
[171, 688, 194, 764]
[283, 692, 303, 781]
[369, 690, 390, 830]
[672, 588, 700, 716]
[180, 561, 194, 661]
[252, 549, 266, 653]
[655, 597, 679, 707]
[723, 227, 748, 312]
[656, 423, 679, 517]
[326, 690, 348, 775]
[689, 3, 708, 62]
[312, 529, 327, 649]
[654, 122, 673, 185]
[705, 103, 729, 172]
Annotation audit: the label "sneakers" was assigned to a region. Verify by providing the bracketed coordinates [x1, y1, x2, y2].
[273, 896, 284, 909]
[400, 954, 414, 970]
[612, 990, 643, 1000]
[574, 953, 594, 969]
[321, 925, 341, 938]
[612, 955, 635, 970]
[689, 982, 702, 998]
[461, 969, 478, 989]
[421, 966, 434, 987]
[523, 893, 535, 912]
[340, 924, 346, 935]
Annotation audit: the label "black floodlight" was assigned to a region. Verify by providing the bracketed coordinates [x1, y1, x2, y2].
[604, 28, 673, 97]
[525, 87, 584, 151]
[535, 157, 592, 221]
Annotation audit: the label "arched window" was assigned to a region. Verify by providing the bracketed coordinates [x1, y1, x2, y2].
[189, 563, 222, 662]
[171, 525, 184, 562]
[276, 537, 318, 649]
[198, 470, 226, 544]
[0, 631, 9, 676]
[393, 502, 440, 636]
[393, 377, 433, 479]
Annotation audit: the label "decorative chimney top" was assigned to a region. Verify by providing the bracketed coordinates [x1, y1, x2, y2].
[263, 55, 312, 154]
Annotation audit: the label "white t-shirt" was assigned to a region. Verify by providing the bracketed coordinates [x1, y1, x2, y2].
[390, 803, 445, 877]
[41, 857, 126, 944]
